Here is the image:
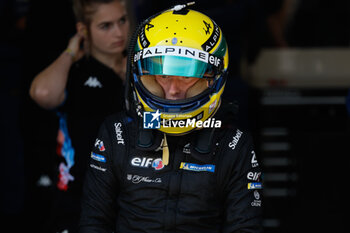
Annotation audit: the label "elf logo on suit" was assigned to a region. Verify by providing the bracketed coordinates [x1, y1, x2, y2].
[131, 157, 164, 170]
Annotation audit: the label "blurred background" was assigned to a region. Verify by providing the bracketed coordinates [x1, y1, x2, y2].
[1, 0, 349, 232]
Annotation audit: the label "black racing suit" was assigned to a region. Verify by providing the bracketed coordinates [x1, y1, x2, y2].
[79, 107, 263, 233]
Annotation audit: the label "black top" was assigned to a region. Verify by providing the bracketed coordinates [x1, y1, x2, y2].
[56, 55, 124, 199]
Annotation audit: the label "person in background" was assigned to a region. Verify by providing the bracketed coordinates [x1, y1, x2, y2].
[29, 0, 131, 232]
[79, 3, 263, 232]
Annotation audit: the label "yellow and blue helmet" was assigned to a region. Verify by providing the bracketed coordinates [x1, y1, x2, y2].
[127, 4, 229, 135]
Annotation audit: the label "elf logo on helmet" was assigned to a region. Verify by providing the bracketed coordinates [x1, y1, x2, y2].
[134, 46, 222, 68]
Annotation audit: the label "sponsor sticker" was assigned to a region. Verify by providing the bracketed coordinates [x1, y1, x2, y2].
[114, 122, 125, 145]
[251, 190, 262, 207]
[254, 190, 260, 199]
[134, 46, 222, 68]
[183, 143, 191, 154]
[248, 182, 263, 190]
[152, 158, 164, 170]
[251, 151, 259, 168]
[208, 99, 217, 114]
[127, 174, 162, 184]
[201, 21, 221, 52]
[228, 129, 243, 150]
[247, 171, 262, 181]
[90, 164, 106, 172]
[94, 139, 105, 151]
[179, 162, 215, 173]
[91, 152, 106, 163]
[131, 157, 164, 170]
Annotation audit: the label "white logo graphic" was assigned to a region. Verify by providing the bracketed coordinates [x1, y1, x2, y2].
[247, 172, 261, 181]
[127, 174, 162, 184]
[134, 45, 222, 67]
[183, 143, 191, 154]
[84, 76, 102, 88]
[143, 110, 161, 129]
[131, 157, 164, 170]
[228, 129, 243, 150]
[251, 151, 259, 168]
[143, 110, 222, 129]
[254, 190, 260, 200]
[36, 174, 52, 187]
[90, 164, 106, 172]
[162, 118, 221, 128]
[114, 122, 125, 145]
[251, 190, 262, 207]
[131, 157, 153, 167]
[150, 110, 162, 122]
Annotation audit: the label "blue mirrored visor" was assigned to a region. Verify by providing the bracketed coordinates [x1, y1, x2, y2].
[135, 55, 219, 78]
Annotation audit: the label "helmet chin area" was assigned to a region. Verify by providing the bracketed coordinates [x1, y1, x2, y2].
[136, 86, 224, 136]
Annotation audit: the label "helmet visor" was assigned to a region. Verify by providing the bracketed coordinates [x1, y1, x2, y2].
[133, 46, 223, 78]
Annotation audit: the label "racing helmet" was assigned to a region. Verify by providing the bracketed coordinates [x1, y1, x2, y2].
[127, 4, 229, 135]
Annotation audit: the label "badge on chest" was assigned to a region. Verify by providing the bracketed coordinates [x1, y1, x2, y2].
[130, 156, 165, 171]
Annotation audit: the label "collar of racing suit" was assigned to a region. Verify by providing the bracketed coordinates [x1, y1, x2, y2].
[134, 100, 238, 164]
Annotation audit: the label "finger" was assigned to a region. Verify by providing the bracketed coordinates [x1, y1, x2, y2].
[67, 34, 83, 54]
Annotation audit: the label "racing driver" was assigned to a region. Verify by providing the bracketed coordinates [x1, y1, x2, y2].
[79, 3, 263, 233]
